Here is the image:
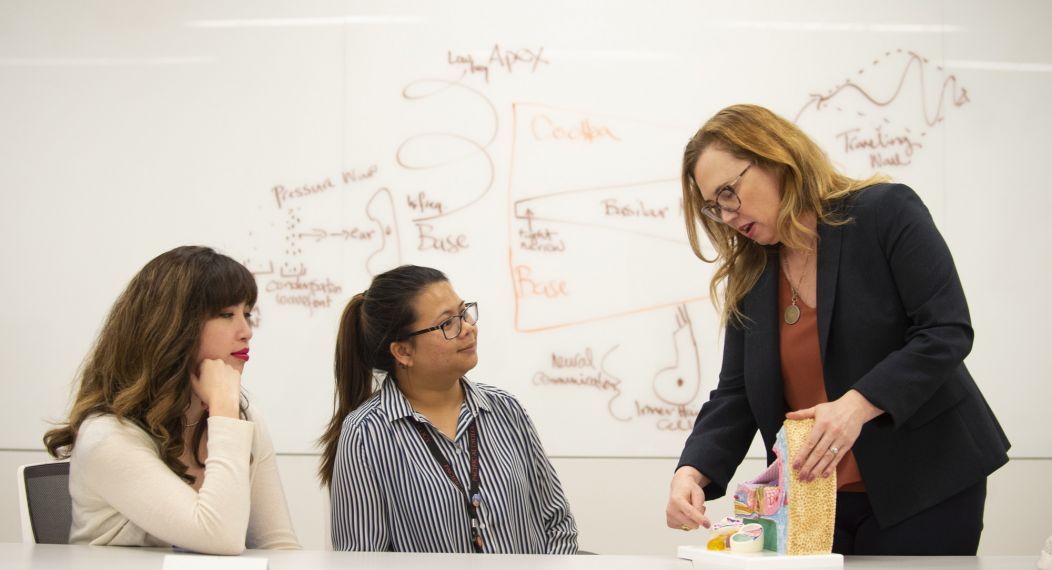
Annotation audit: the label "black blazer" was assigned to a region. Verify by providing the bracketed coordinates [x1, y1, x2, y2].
[678, 183, 1009, 528]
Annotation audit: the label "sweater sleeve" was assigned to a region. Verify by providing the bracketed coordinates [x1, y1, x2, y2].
[244, 409, 301, 549]
[75, 415, 254, 555]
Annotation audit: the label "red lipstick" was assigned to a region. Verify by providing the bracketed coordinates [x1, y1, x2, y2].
[231, 348, 250, 362]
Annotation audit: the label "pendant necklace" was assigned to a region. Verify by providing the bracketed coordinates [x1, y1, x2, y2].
[782, 249, 811, 325]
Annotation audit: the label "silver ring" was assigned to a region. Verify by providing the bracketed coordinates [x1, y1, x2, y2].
[828, 445, 840, 455]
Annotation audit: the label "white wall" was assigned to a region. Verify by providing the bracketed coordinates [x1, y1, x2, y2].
[4, 450, 1048, 554]
[3, 0, 1052, 460]
[2, 0, 1050, 558]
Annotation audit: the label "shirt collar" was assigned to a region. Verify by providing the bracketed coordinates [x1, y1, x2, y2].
[378, 374, 492, 423]
[461, 377, 493, 416]
[378, 374, 416, 422]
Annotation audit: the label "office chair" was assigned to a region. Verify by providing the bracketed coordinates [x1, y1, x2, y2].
[17, 461, 72, 544]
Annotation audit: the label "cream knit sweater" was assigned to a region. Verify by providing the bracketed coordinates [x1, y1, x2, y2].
[68, 407, 300, 554]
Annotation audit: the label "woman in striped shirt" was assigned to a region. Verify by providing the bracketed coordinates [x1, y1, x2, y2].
[318, 265, 578, 553]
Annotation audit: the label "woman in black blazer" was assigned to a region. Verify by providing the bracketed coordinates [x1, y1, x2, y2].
[665, 104, 1009, 555]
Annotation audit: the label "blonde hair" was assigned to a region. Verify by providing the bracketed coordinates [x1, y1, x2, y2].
[44, 246, 255, 484]
[681, 104, 887, 326]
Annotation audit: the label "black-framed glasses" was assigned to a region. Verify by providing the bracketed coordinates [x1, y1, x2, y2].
[400, 302, 479, 341]
[698, 163, 751, 223]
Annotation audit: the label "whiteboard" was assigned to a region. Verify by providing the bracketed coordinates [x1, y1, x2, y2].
[1, 0, 1049, 458]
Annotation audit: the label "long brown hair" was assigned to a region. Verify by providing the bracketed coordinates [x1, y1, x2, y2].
[318, 265, 447, 487]
[681, 104, 887, 326]
[43, 246, 256, 484]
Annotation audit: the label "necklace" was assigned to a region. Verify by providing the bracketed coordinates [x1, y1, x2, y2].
[410, 420, 484, 552]
[782, 249, 811, 325]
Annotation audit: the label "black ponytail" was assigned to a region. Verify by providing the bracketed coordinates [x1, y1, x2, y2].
[317, 265, 447, 486]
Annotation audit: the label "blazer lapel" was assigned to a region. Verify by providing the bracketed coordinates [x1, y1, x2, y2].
[816, 223, 843, 364]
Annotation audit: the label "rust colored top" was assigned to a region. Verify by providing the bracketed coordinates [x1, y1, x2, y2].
[779, 267, 865, 492]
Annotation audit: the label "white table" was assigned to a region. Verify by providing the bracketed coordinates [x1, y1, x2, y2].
[0, 543, 689, 569]
[828, 557, 1039, 570]
[0, 543, 1039, 570]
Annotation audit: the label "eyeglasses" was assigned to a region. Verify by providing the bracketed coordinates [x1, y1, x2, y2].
[697, 163, 751, 224]
[400, 302, 479, 341]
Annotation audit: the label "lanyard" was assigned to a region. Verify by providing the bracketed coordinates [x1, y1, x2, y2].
[410, 419, 484, 553]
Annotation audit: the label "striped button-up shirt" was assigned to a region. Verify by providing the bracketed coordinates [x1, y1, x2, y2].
[330, 376, 578, 553]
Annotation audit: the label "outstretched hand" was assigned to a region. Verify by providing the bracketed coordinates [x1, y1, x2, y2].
[666, 466, 711, 531]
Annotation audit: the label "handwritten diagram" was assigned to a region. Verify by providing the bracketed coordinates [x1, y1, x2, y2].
[397, 78, 498, 223]
[236, 45, 984, 445]
[507, 102, 712, 333]
[238, 46, 973, 446]
[528, 304, 705, 433]
[795, 49, 969, 174]
[501, 99, 715, 434]
[246, 171, 401, 315]
[7, 0, 1033, 461]
[652, 305, 701, 407]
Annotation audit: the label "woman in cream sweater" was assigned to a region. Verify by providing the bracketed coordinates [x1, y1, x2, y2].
[44, 246, 300, 554]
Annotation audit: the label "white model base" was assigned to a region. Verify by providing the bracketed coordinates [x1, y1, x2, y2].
[677, 546, 843, 569]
